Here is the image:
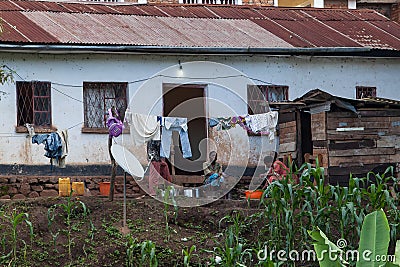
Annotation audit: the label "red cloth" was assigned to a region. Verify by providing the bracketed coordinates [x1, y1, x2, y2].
[149, 159, 172, 195]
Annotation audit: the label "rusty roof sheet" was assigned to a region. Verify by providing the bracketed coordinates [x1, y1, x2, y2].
[25, 11, 292, 47]
[0, 0, 399, 51]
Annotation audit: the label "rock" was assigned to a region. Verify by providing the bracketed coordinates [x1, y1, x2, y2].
[19, 183, 30, 195]
[8, 187, 18, 195]
[29, 178, 38, 184]
[31, 185, 43, 192]
[39, 177, 50, 183]
[17, 177, 26, 183]
[49, 177, 58, 184]
[132, 186, 141, 193]
[8, 177, 17, 183]
[87, 183, 96, 190]
[40, 189, 58, 197]
[44, 184, 55, 189]
[0, 195, 11, 199]
[12, 194, 26, 200]
[28, 191, 40, 198]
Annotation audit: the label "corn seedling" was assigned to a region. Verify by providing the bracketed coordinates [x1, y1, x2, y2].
[47, 190, 88, 263]
[126, 237, 158, 267]
[162, 185, 178, 242]
[182, 245, 196, 267]
[0, 208, 33, 266]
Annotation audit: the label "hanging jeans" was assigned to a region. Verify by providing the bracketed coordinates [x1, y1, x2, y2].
[160, 117, 192, 159]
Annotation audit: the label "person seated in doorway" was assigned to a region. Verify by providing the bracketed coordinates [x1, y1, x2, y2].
[203, 151, 224, 187]
[261, 153, 296, 190]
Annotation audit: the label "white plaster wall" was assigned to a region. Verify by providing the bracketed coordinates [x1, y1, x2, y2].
[0, 52, 399, 167]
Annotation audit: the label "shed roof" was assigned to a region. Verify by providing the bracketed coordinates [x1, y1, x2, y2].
[0, 0, 400, 55]
[294, 89, 400, 110]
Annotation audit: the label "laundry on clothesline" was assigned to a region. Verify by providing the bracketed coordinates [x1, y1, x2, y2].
[125, 110, 161, 145]
[208, 111, 278, 140]
[31, 129, 68, 168]
[245, 111, 279, 142]
[160, 117, 192, 159]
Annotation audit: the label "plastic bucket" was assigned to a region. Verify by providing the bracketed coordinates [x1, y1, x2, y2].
[245, 190, 264, 199]
[59, 178, 71, 197]
[72, 182, 85, 196]
[99, 182, 111, 196]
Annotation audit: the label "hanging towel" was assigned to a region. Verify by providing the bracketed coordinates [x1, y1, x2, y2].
[246, 111, 279, 142]
[160, 117, 192, 159]
[125, 110, 160, 145]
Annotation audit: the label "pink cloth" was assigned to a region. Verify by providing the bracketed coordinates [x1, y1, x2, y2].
[148, 159, 172, 195]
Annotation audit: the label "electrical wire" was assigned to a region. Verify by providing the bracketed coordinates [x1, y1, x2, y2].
[3, 64, 275, 131]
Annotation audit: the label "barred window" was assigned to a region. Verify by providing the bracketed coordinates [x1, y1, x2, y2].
[83, 82, 128, 131]
[356, 86, 376, 99]
[16, 81, 52, 127]
[247, 85, 289, 115]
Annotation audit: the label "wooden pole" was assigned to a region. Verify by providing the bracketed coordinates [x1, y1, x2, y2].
[108, 106, 118, 201]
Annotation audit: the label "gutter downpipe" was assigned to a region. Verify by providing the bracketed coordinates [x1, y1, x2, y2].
[0, 44, 374, 55]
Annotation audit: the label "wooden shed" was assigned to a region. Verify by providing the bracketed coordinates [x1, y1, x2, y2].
[274, 89, 400, 185]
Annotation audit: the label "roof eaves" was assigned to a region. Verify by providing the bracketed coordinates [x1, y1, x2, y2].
[0, 43, 376, 53]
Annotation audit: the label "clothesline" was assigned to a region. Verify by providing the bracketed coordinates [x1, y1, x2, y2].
[4, 64, 275, 113]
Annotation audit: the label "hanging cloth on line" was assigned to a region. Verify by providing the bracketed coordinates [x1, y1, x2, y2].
[245, 111, 279, 142]
[160, 117, 192, 159]
[32, 130, 68, 168]
[125, 109, 161, 145]
[208, 117, 234, 131]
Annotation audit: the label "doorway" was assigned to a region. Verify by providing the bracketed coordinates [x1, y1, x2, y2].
[300, 111, 312, 165]
[162, 84, 207, 175]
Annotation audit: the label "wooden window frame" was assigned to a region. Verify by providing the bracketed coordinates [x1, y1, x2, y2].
[247, 84, 289, 115]
[15, 81, 55, 133]
[356, 86, 376, 99]
[82, 82, 129, 134]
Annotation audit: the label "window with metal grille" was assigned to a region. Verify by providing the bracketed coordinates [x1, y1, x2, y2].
[83, 82, 128, 132]
[247, 85, 289, 115]
[16, 81, 52, 128]
[356, 86, 376, 99]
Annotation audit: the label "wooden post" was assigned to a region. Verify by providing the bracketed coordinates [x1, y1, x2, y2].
[108, 106, 118, 201]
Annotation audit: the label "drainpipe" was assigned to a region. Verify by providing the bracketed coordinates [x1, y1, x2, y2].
[314, 0, 324, 8]
[348, 0, 356, 9]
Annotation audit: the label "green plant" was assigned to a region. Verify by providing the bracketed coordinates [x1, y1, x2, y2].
[162, 185, 178, 242]
[126, 237, 158, 267]
[208, 226, 252, 266]
[0, 208, 33, 266]
[48, 191, 88, 263]
[309, 209, 400, 267]
[182, 245, 196, 267]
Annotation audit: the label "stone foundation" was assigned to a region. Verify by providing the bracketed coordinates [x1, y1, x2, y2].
[0, 176, 144, 200]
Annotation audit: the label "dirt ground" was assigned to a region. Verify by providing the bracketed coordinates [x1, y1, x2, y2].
[0, 195, 263, 267]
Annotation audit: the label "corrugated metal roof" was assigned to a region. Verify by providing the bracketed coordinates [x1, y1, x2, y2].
[0, 11, 58, 42]
[0, 0, 399, 51]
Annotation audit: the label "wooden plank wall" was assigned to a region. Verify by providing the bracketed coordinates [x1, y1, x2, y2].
[311, 112, 329, 168]
[278, 111, 297, 160]
[326, 109, 400, 185]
